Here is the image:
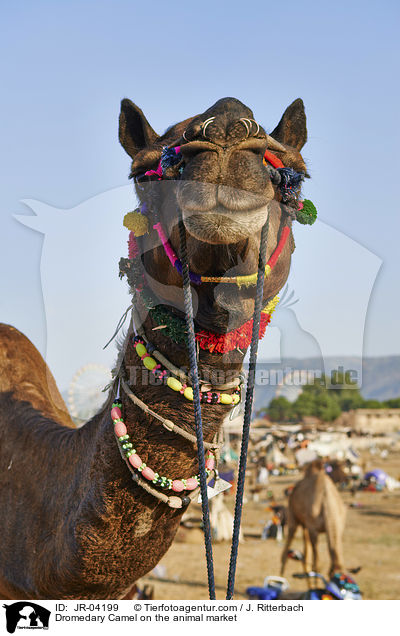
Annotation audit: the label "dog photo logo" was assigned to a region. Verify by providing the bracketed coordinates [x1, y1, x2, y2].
[3, 603, 50, 634]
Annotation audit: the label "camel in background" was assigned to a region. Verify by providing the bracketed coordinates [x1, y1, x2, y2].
[281, 460, 346, 577]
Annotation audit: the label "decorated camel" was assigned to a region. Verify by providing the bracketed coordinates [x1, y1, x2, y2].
[0, 96, 312, 599]
[280, 460, 347, 578]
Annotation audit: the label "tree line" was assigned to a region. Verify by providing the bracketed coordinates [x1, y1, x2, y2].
[261, 372, 400, 423]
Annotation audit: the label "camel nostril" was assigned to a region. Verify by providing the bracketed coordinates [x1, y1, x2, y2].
[180, 141, 218, 159]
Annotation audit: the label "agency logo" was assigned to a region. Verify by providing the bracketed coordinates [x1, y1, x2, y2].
[3, 603, 50, 633]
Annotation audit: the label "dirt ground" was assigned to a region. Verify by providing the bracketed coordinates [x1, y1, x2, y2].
[140, 450, 400, 600]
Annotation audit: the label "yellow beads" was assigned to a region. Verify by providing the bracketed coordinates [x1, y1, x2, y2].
[143, 356, 157, 371]
[133, 338, 241, 408]
[167, 377, 183, 392]
[135, 343, 146, 358]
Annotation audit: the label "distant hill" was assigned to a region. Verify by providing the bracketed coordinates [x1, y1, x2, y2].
[253, 356, 400, 413]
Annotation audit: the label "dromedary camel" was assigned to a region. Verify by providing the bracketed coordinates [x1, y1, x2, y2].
[0, 96, 309, 599]
[281, 460, 347, 577]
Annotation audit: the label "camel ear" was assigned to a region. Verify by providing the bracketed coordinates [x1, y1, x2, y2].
[119, 99, 159, 158]
[271, 98, 307, 151]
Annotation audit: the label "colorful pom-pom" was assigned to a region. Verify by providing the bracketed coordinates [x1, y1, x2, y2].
[123, 211, 149, 236]
[296, 199, 317, 225]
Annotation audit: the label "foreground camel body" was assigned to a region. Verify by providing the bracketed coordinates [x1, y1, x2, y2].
[0, 97, 308, 599]
[281, 461, 346, 577]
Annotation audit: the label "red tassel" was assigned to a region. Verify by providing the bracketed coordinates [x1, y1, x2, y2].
[128, 231, 139, 259]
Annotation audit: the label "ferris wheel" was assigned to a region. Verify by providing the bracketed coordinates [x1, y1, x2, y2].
[68, 363, 112, 423]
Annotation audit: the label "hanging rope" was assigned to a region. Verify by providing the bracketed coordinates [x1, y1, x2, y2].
[226, 216, 271, 599]
[178, 217, 216, 600]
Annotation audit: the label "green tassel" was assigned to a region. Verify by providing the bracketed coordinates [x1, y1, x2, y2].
[297, 199, 317, 225]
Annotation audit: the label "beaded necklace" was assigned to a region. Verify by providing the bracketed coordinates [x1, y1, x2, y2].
[111, 399, 216, 494]
[133, 335, 241, 405]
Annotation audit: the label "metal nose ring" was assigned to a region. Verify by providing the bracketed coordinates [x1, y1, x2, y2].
[239, 118, 260, 137]
[202, 117, 215, 138]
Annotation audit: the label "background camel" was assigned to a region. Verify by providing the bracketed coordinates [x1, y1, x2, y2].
[281, 460, 346, 577]
[0, 96, 308, 599]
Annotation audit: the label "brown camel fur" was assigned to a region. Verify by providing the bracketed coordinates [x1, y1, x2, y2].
[0, 97, 308, 599]
[281, 460, 346, 578]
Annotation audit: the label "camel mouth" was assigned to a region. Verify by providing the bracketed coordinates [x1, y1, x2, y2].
[176, 181, 273, 243]
[181, 205, 270, 244]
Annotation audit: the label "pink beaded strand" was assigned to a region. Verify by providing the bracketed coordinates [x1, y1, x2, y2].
[112, 401, 215, 492]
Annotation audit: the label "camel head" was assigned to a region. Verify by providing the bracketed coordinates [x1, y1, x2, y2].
[118, 97, 309, 333]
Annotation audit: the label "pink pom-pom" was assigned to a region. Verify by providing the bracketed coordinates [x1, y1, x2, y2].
[172, 480, 184, 492]
[114, 421, 127, 437]
[111, 407, 122, 420]
[142, 467, 155, 481]
[185, 478, 198, 491]
[129, 454, 142, 469]
[205, 456, 215, 470]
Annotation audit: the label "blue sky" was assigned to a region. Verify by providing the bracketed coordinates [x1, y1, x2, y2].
[1, 0, 399, 390]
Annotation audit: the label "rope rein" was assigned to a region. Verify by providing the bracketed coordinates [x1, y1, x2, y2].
[226, 217, 270, 599]
[178, 217, 216, 600]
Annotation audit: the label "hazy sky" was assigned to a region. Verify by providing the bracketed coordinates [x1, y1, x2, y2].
[1, 0, 399, 391]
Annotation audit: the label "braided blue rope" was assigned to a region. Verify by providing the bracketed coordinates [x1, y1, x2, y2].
[226, 217, 270, 599]
[178, 218, 216, 600]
